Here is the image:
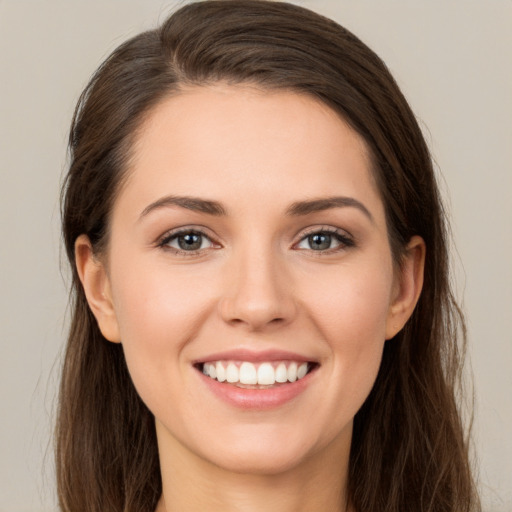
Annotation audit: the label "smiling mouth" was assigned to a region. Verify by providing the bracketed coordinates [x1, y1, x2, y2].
[195, 360, 319, 388]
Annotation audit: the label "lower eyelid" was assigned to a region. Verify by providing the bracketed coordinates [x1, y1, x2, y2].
[158, 229, 214, 249]
[156, 228, 353, 253]
[296, 229, 353, 246]
[172, 235, 212, 249]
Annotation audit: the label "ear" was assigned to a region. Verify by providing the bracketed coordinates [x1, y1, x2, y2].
[75, 234, 121, 343]
[385, 235, 426, 340]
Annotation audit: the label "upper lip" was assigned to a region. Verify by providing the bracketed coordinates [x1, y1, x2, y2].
[193, 348, 318, 365]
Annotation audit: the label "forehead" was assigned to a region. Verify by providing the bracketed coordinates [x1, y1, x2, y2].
[119, 84, 384, 221]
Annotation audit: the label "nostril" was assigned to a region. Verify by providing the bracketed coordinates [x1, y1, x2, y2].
[218, 287, 297, 331]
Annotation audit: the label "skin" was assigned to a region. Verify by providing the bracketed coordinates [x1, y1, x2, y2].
[76, 85, 425, 512]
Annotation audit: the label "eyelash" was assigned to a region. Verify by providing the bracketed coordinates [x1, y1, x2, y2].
[157, 228, 218, 255]
[156, 226, 355, 256]
[296, 227, 355, 254]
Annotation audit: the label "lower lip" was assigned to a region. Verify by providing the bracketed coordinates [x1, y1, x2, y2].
[197, 367, 316, 410]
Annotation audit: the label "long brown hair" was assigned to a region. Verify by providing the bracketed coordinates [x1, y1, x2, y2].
[57, 1, 479, 510]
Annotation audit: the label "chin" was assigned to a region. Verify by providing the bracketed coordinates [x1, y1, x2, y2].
[192, 424, 328, 476]
[207, 446, 309, 476]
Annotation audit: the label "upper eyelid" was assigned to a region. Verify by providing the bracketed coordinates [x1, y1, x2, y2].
[296, 225, 353, 240]
[155, 224, 353, 248]
[157, 225, 218, 244]
[293, 225, 355, 250]
[157, 229, 220, 256]
[300, 225, 344, 234]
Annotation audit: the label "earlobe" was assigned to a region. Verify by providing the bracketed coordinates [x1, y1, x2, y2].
[385, 235, 426, 340]
[75, 234, 121, 343]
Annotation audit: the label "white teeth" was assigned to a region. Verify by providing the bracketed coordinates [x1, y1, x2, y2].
[287, 362, 298, 382]
[239, 362, 257, 384]
[275, 362, 288, 383]
[216, 361, 226, 382]
[226, 362, 239, 383]
[297, 362, 308, 379]
[201, 360, 312, 386]
[257, 363, 275, 385]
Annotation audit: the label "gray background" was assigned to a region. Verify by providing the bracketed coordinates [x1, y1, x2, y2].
[0, 1, 510, 510]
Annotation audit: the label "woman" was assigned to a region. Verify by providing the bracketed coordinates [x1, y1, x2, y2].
[57, 1, 479, 511]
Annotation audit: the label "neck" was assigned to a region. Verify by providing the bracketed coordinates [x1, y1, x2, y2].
[155, 423, 352, 512]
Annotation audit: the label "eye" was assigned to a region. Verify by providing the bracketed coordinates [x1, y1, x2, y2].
[159, 229, 216, 253]
[295, 229, 354, 252]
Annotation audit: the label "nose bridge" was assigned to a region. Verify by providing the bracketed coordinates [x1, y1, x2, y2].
[219, 236, 295, 329]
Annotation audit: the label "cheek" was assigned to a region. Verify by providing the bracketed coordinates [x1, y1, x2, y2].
[110, 253, 213, 342]
[107, 256, 217, 398]
[301, 259, 393, 401]
[303, 260, 393, 344]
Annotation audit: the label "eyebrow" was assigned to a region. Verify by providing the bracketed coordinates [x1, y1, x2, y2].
[286, 196, 373, 222]
[139, 195, 226, 219]
[139, 194, 373, 222]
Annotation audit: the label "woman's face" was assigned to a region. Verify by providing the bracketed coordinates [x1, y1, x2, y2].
[82, 85, 421, 476]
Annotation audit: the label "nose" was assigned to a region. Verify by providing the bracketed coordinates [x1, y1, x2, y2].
[218, 245, 297, 331]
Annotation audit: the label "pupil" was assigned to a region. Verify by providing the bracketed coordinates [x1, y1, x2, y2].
[309, 233, 331, 250]
[178, 233, 202, 250]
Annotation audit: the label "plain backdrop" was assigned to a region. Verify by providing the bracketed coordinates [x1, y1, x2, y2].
[0, 1, 511, 511]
